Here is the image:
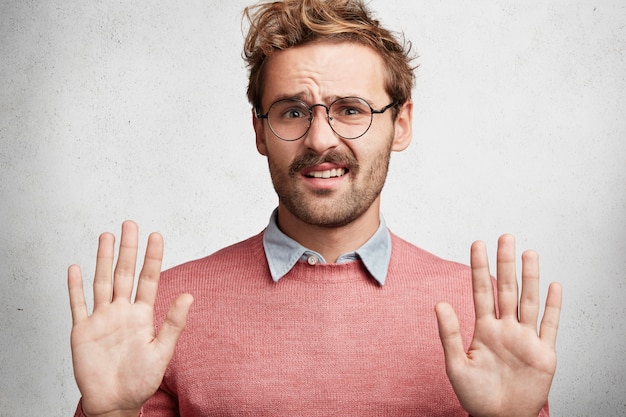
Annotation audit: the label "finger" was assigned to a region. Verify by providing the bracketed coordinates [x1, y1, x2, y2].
[135, 232, 164, 307]
[435, 302, 467, 374]
[113, 220, 139, 301]
[93, 232, 115, 308]
[539, 282, 562, 348]
[68, 264, 88, 324]
[496, 234, 519, 320]
[156, 293, 194, 353]
[519, 249, 540, 328]
[470, 240, 496, 319]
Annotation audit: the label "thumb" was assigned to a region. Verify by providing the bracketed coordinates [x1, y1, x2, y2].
[435, 302, 466, 371]
[156, 293, 194, 352]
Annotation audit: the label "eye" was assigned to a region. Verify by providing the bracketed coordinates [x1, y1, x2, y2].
[332, 98, 370, 118]
[338, 106, 361, 116]
[270, 100, 310, 121]
[283, 108, 307, 119]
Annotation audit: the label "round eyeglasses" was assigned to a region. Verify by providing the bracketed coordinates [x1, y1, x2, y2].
[255, 97, 397, 141]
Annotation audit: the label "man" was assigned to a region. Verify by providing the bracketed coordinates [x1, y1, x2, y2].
[68, 0, 562, 416]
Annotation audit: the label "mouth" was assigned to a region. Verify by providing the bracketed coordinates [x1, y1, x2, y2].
[289, 150, 357, 181]
[305, 168, 347, 179]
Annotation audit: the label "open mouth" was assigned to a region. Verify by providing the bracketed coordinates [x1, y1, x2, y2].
[305, 168, 347, 179]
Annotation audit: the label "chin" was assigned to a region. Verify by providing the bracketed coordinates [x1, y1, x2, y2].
[289, 201, 371, 229]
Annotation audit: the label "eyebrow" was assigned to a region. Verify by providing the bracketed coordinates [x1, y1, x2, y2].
[267, 93, 374, 106]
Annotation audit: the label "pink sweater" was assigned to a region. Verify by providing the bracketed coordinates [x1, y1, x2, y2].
[75, 231, 549, 416]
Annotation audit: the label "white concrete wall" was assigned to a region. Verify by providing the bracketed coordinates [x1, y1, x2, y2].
[1, 0, 624, 415]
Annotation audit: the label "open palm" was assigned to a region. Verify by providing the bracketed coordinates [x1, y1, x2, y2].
[436, 234, 562, 417]
[68, 221, 193, 417]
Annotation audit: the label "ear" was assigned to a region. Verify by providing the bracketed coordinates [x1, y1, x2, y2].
[252, 108, 268, 156]
[391, 100, 413, 152]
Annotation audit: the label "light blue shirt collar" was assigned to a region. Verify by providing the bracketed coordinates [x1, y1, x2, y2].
[262, 209, 392, 285]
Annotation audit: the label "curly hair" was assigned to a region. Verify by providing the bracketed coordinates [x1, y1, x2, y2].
[242, 0, 416, 115]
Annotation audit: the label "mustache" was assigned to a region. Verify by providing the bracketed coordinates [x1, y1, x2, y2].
[288, 150, 359, 177]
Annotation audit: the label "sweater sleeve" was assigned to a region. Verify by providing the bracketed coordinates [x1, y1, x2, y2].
[72, 401, 86, 417]
[141, 385, 179, 415]
[539, 401, 550, 416]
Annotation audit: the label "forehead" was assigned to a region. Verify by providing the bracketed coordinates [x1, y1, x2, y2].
[261, 41, 387, 105]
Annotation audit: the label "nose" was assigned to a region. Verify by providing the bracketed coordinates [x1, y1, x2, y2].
[303, 104, 341, 154]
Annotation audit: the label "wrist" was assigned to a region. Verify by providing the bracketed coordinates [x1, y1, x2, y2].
[84, 410, 141, 417]
[80, 402, 141, 417]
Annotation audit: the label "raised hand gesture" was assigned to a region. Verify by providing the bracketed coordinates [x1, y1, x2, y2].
[68, 221, 193, 417]
[436, 234, 562, 417]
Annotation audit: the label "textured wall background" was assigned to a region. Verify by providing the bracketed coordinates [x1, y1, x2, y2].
[1, 0, 625, 415]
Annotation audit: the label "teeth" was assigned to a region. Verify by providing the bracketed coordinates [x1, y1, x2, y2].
[309, 168, 346, 178]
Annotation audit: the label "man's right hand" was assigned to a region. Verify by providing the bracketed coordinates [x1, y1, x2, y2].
[68, 221, 193, 417]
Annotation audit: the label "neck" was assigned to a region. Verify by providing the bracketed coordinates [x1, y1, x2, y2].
[276, 199, 381, 263]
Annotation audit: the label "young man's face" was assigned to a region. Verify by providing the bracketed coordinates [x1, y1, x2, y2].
[254, 41, 412, 229]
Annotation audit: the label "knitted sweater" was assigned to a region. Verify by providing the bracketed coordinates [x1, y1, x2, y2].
[75, 231, 549, 416]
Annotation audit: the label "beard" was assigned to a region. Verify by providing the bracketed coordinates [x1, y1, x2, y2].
[266, 136, 394, 228]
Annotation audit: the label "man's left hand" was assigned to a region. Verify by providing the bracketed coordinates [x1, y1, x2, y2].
[435, 234, 562, 417]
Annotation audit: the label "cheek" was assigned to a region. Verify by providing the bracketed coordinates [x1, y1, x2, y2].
[350, 129, 394, 162]
[265, 142, 297, 170]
